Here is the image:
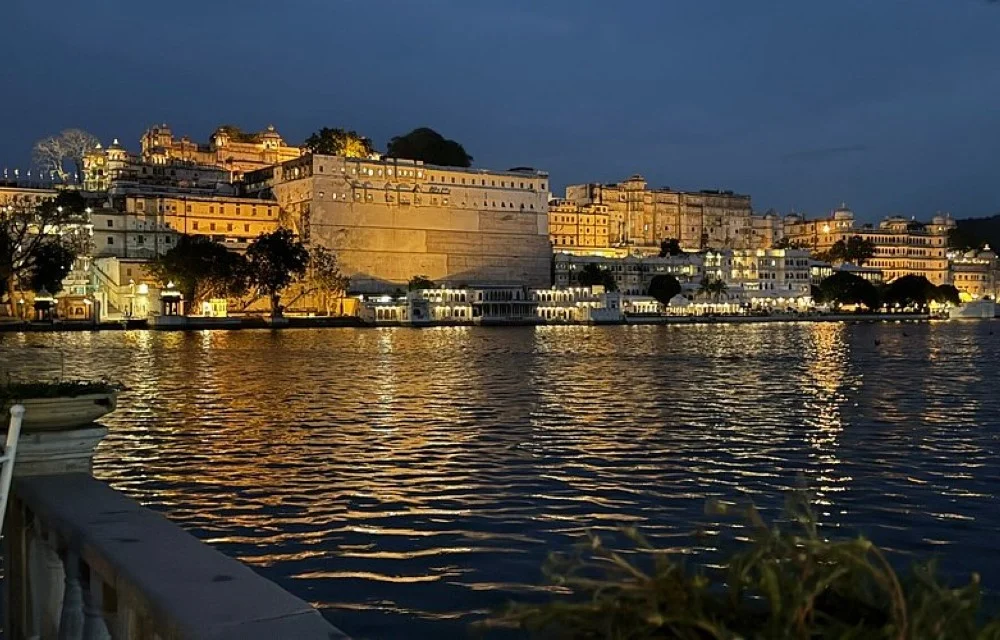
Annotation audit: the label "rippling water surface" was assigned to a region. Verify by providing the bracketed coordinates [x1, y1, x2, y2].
[2, 322, 999, 638]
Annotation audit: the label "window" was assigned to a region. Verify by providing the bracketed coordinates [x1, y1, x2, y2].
[165, 236, 172, 244]
[137, 235, 145, 245]
[192, 222, 199, 230]
[228, 224, 233, 232]
[244, 224, 250, 232]
[107, 237, 114, 245]
[106, 219, 113, 228]
[319, 165, 324, 173]
[209, 206, 215, 214]
[210, 223, 216, 231]
[186, 204, 192, 213]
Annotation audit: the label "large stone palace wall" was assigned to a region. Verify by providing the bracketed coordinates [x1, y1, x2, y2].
[267, 155, 552, 292]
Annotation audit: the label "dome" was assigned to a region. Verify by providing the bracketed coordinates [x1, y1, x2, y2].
[832, 202, 854, 221]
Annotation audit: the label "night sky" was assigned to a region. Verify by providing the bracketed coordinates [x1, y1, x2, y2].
[2, 0, 998, 220]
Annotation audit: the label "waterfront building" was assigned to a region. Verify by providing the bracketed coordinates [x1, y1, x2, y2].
[140, 123, 302, 180]
[564, 175, 754, 251]
[90, 256, 160, 319]
[553, 252, 704, 294]
[548, 200, 611, 254]
[782, 205, 954, 284]
[83, 139, 229, 193]
[247, 154, 552, 292]
[809, 260, 885, 286]
[949, 247, 998, 300]
[90, 193, 279, 258]
[531, 287, 624, 323]
[703, 248, 811, 303]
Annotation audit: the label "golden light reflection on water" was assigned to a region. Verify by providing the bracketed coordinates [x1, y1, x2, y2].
[2, 321, 999, 639]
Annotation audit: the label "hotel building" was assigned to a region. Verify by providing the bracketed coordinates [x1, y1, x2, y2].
[564, 175, 755, 251]
[782, 206, 954, 284]
[90, 193, 279, 258]
[548, 199, 611, 254]
[949, 247, 998, 300]
[247, 154, 552, 292]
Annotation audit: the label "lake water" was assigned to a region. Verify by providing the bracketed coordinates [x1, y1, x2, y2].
[2, 322, 999, 638]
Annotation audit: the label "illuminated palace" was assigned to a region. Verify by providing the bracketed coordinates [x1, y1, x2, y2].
[246, 154, 552, 292]
[782, 205, 955, 285]
[139, 124, 302, 180]
[548, 199, 611, 253]
[564, 175, 756, 252]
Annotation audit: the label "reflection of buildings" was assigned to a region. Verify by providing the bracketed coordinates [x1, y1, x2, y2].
[564, 175, 755, 251]
[247, 154, 552, 292]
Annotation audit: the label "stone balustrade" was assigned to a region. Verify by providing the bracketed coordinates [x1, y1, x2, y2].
[2, 422, 347, 639]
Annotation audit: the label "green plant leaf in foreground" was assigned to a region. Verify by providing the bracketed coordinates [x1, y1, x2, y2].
[483, 493, 1000, 639]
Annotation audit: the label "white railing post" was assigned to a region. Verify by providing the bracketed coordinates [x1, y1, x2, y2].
[58, 549, 85, 640]
[0, 404, 25, 534]
[82, 566, 112, 640]
[28, 519, 65, 640]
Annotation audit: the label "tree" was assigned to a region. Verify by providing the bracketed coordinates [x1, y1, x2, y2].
[827, 235, 875, 266]
[699, 276, 728, 301]
[882, 274, 937, 307]
[214, 125, 260, 143]
[810, 284, 825, 304]
[408, 275, 436, 291]
[819, 272, 880, 310]
[27, 242, 75, 295]
[577, 263, 617, 292]
[148, 235, 248, 313]
[658, 238, 682, 258]
[647, 274, 681, 305]
[386, 128, 472, 167]
[307, 245, 350, 314]
[246, 228, 310, 317]
[304, 127, 375, 158]
[934, 284, 961, 305]
[32, 129, 100, 181]
[1, 191, 86, 317]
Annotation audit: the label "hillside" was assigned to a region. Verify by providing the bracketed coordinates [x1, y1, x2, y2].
[950, 214, 1000, 250]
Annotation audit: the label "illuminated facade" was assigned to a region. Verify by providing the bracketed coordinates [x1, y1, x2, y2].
[250, 154, 552, 292]
[91, 193, 278, 258]
[949, 247, 998, 300]
[704, 249, 812, 298]
[83, 139, 228, 193]
[782, 206, 955, 284]
[0, 183, 58, 209]
[140, 124, 302, 180]
[553, 253, 703, 295]
[548, 200, 611, 253]
[564, 175, 755, 251]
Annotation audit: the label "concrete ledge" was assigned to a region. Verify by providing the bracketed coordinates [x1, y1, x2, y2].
[14, 474, 348, 640]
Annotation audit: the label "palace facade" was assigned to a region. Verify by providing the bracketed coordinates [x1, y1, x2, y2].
[247, 154, 552, 291]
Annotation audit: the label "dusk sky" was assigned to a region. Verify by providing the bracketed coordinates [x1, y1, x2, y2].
[2, 0, 998, 221]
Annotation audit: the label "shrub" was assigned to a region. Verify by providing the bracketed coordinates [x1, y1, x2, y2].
[485, 494, 1000, 639]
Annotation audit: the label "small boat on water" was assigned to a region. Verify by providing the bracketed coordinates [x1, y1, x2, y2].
[948, 299, 996, 320]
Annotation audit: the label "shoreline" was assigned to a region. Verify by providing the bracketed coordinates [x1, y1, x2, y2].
[0, 312, 951, 333]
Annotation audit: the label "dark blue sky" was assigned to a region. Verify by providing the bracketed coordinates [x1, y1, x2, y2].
[2, 0, 998, 220]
